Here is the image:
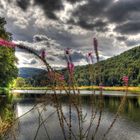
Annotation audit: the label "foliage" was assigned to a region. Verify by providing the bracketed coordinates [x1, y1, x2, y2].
[73, 46, 140, 86]
[25, 46, 140, 87]
[12, 77, 31, 87]
[0, 17, 18, 87]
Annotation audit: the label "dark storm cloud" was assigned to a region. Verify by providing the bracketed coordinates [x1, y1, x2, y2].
[71, 51, 85, 62]
[15, 0, 64, 19]
[34, 0, 63, 19]
[68, 0, 112, 31]
[16, 0, 30, 11]
[69, 19, 108, 31]
[114, 21, 140, 35]
[66, 0, 81, 3]
[72, 0, 112, 17]
[12, 0, 140, 35]
[106, 0, 140, 23]
[67, 0, 140, 34]
[33, 35, 49, 42]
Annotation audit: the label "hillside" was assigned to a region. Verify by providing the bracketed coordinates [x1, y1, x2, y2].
[19, 67, 46, 78]
[73, 46, 140, 86]
[20, 46, 140, 87]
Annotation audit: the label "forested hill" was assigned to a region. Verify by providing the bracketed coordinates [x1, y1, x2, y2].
[22, 46, 140, 87]
[72, 46, 140, 86]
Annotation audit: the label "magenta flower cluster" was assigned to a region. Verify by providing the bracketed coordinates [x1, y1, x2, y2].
[65, 48, 74, 74]
[122, 76, 129, 86]
[86, 52, 94, 64]
[0, 38, 16, 48]
[40, 50, 46, 60]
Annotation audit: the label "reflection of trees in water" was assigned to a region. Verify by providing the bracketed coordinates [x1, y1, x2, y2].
[3, 92, 137, 140]
[102, 96, 140, 121]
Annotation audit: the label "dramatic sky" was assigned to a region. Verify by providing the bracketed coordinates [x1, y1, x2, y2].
[0, 0, 140, 69]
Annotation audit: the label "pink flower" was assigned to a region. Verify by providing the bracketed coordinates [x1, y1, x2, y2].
[65, 48, 73, 64]
[65, 48, 71, 55]
[40, 50, 46, 59]
[122, 76, 129, 86]
[0, 38, 16, 48]
[59, 75, 65, 81]
[67, 62, 74, 74]
[86, 52, 94, 64]
[88, 52, 92, 57]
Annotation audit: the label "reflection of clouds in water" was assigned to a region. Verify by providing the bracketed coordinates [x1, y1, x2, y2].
[16, 103, 34, 117]
[14, 97, 140, 140]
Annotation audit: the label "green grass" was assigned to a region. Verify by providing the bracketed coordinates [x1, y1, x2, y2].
[11, 86, 140, 94]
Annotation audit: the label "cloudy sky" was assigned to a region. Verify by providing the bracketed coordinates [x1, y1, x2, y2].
[0, 0, 140, 69]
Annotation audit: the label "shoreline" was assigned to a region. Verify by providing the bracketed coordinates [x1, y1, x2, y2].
[10, 86, 140, 94]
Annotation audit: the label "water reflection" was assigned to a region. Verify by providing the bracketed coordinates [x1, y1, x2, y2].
[9, 94, 140, 140]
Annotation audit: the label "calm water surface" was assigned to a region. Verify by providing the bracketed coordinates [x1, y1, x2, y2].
[9, 91, 140, 140]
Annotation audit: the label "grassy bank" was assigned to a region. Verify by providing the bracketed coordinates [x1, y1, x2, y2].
[12, 86, 140, 94]
[78, 86, 140, 93]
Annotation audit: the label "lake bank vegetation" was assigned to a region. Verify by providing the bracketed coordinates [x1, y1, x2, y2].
[11, 86, 140, 94]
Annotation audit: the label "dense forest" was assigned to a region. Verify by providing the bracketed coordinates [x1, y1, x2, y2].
[24, 45, 140, 87]
[72, 46, 140, 86]
[0, 17, 18, 87]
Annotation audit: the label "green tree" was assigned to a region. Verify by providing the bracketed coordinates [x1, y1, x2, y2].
[0, 17, 18, 87]
[13, 77, 31, 87]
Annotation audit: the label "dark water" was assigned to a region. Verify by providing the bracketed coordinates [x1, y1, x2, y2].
[6, 92, 140, 140]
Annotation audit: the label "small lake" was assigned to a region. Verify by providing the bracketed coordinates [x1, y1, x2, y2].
[2, 90, 140, 140]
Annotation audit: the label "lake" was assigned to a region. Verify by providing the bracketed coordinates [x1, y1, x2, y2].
[3, 90, 140, 140]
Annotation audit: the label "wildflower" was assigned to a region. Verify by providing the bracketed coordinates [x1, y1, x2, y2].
[67, 62, 74, 74]
[86, 52, 94, 64]
[65, 48, 72, 63]
[93, 38, 99, 62]
[40, 50, 46, 59]
[59, 75, 65, 81]
[122, 76, 129, 86]
[0, 38, 16, 48]
[65, 48, 70, 55]
[64, 48, 74, 75]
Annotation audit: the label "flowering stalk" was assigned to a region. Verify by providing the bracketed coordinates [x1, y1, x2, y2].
[122, 76, 128, 86]
[67, 62, 75, 75]
[86, 52, 94, 64]
[40, 50, 46, 60]
[92, 37, 104, 140]
[0, 38, 16, 47]
[65, 48, 74, 75]
[93, 38, 99, 62]
[103, 76, 129, 139]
